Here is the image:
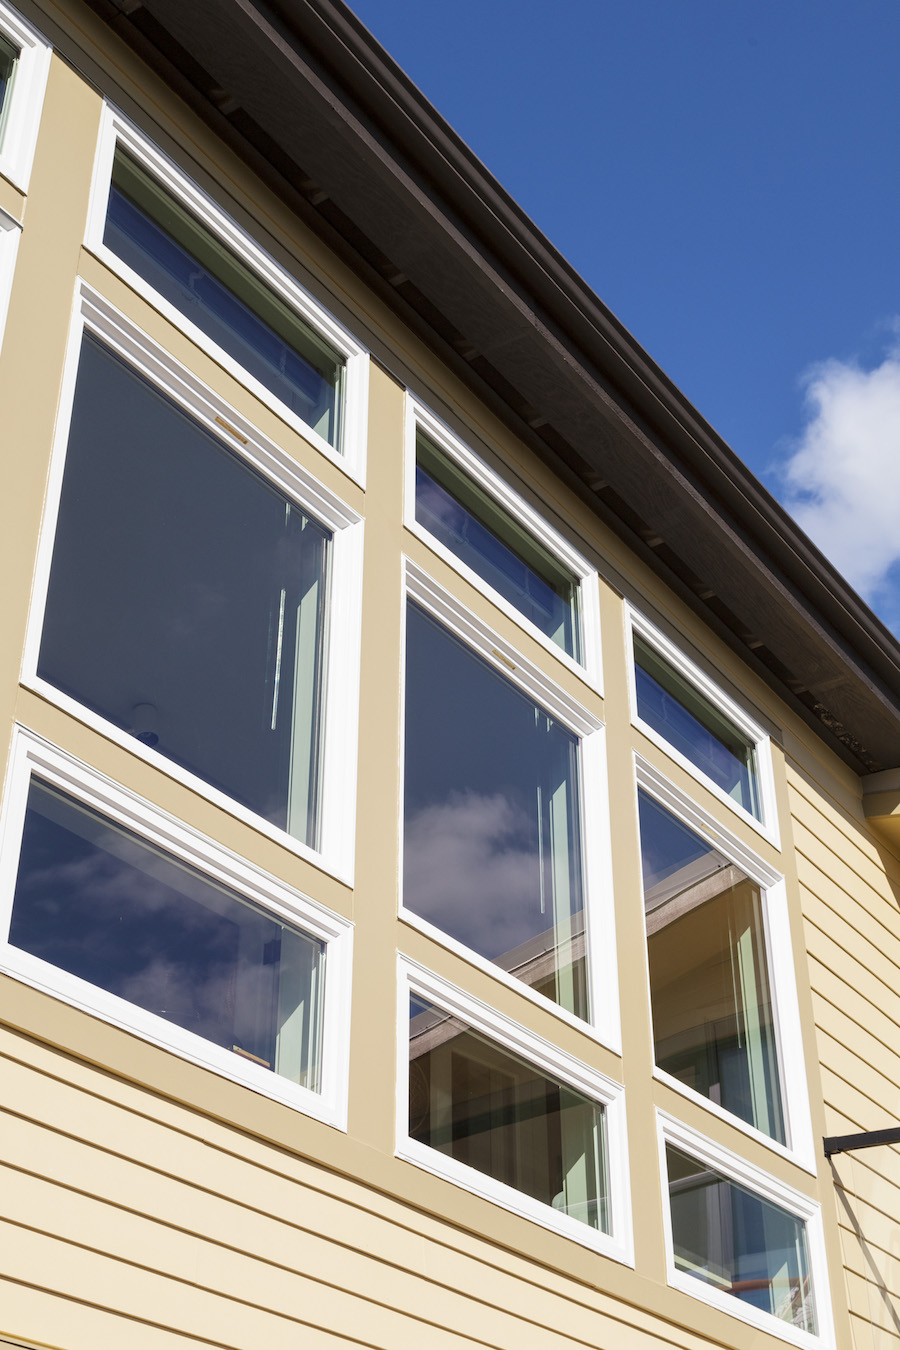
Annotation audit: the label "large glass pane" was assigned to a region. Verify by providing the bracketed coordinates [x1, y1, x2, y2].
[10, 780, 325, 1090]
[104, 148, 345, 448]
[416, 433, 581, 660]
[667, 1145, 816, 1334]
[0, 33, 18, 142]
[404, 603, 587, 1019]
[38, 336, 331, 847]
[639, 792, 785, 1143]
[410, 996, 608, 1231]
[634, 634, 761, 818]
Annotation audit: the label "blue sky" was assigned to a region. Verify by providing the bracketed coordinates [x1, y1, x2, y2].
[350, 0, 900, 632]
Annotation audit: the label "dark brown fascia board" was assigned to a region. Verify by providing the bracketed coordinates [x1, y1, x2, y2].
[88, 0, 900, 771]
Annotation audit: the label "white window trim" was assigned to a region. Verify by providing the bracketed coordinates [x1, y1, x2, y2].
[398, 957, 633, 1264]
[0, 726, 354, 1129]
[658, 1113, 835, 1350]
[626, 604, 780, 848]
[0, 203, 20, 345]
[84, 103, 370, 486]
[21, 280, 364, 886]
[400, 558, 621, 1055]
[405, 397, 602, 691]
[0, 0, 50, 193]
[636, 755, 815, 1172]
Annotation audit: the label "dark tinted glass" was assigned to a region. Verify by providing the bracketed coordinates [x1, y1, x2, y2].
[639, 792, 785, 1143]
[410, 996, 608, 1231]
[416, 433, 580, 659]
[0, 33, 16, 131]
[38, 337, 330, 846]
[634, 634, 761, 818]
[104, 149, 344, 448]
[11, 781, 325, 1089]
[667, 1145, 816, 1334]
[404, 603, 587, 1019]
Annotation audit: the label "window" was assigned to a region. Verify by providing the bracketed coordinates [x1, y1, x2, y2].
[638, 788, 784, 1143]
[629, 608, 775, 836]
[0, 730, 353, 1125]
[0, 31, 16, 136]
[104, 147, 344, 449]
[659, 1118, 830, 1347]
[25, 285, 364, 877]
[404, 600, 586, 1017]
[407, 402, 599, 677]
[37, 334, 330, 848]
[87, 108, 368, 477]
[416, 429, 581, 659]
[400, 563, 617, 1040]
[0, 0, 50, 192]
[398, 961, 631, 1260]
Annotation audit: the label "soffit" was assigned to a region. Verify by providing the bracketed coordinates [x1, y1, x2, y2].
[87, 0, 900, 773]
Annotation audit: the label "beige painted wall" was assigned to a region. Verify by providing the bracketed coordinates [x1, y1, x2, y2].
[0, 2, 894, 1348]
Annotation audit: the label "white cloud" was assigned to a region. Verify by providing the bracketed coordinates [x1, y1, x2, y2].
[780, 331, 900, 616]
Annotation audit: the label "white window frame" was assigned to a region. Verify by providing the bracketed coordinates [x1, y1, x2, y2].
[405, 398, 602, 689]
[636, 755, 815, 1171]
[626, 604, 779, 847]
[84, 103, 370, 485]
[21, 281, 364, 886]
[658, 1113, 834, 1350]
[400, 558, 620, 1054]
[0, 202, 20, 344]
[0, 0, 50, 193]
[398, 957, 633, 1264]
[0, 726, 354, 1129]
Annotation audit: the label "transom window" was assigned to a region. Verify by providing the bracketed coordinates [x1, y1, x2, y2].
[104, 147, 345, 450]
[634, 631, 761, 819]
[36, 333, 331, 849]
[403, 600, 587, 1020]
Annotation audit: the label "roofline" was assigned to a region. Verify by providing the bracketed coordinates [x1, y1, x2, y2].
[81, 0, 900, 771]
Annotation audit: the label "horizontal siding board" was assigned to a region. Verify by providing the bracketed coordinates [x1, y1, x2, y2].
[812, 1025, 900, 1118]
[0, 1048, 732, 1350]
[808, 958, 900, 1058]
[801, 882, 900, 992]
[786, 772, 900, 890]
[844, 1268, 900, 1338]
[0, 1158, 605, 1350]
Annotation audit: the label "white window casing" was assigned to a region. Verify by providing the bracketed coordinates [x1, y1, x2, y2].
[636, 754, 815, 1171]
[84, 103, 370, 485]
[21, 280, 364, 886]
[626, 603, 780, 847]
[0, 726, 354, 1129]
[400, 557, 621, 1055]
[405, 396, 602, 690]
[397, 956, 633, 1264]
[658, 1112, 835, 1350]
[0, 0, 51, 193]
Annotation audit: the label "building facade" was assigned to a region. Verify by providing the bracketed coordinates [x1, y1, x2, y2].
[0, 2, 899, 1348]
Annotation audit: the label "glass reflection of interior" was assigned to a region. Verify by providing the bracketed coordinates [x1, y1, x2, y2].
[38, 336, 330, 848]
[667, 1145, 816, 1334]
[639, 792, 785, 1143]
[415, 432, 581, 660]
[634, 634, 761, 819]
[104, 148, 345, 448]
[409, 996, 608, 1231]
[10, 780, 325, 1090]
[0, 32, 18, 142]
[404, 603, 587, 1020]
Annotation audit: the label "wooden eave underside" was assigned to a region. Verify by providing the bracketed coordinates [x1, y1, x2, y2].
[80, 0, 900, 773]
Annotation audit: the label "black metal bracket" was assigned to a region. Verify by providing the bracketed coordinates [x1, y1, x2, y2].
[824, 1127, 900, 1157]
